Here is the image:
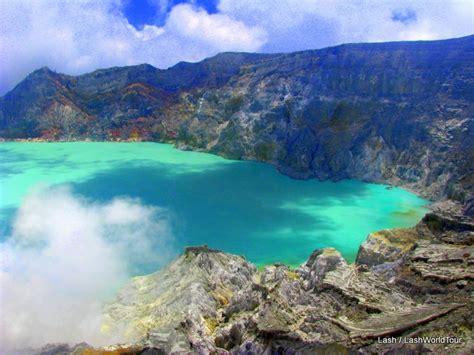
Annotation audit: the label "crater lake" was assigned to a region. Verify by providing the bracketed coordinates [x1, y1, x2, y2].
[0, 142, 429, 269]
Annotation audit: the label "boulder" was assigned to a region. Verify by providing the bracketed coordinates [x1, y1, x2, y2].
[356, 229, 417, 267]
[296, 248, 347, 290]
[101, 245, 256, 353]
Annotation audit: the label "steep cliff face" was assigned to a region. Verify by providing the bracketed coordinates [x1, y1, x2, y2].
[1, 36, 473, 200]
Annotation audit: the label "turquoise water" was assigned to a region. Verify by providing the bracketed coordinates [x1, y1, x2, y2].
[0, 142, 429, 267]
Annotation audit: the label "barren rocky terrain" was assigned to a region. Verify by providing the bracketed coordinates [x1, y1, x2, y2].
[36, 202, 473, 354]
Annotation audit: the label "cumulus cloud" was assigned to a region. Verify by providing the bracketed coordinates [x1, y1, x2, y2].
[167, 4, 266, 52]
[0, 186, 175, 350]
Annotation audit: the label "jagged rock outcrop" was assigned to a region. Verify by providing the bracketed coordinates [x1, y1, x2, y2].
[296, 247, 347, 290]
[73, 207, 473, 355]
[356, 228, 417, 267]
[101, 246, 257, 353]
[1, 36, 473, 201]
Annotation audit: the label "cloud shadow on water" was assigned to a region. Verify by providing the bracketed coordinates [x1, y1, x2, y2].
[72, 160, 371, 267]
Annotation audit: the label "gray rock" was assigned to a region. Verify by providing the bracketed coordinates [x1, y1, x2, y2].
[356, 229, 417, 267]
[101, 245, 257, 353]
[296, 248, 347, 290]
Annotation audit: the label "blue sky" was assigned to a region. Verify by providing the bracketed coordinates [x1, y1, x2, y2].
[0, 0, 473, 95]
[123, 0, 219, 28]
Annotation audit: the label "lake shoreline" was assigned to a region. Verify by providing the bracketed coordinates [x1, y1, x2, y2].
[0, 137, 434, 205]
[1, 141, 429, 268]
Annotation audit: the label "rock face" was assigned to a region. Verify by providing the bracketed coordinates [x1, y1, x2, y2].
[356, 228, 417, 267]
[297, 247, 347, 290]
[1, 36, 473, 201]
[101, 246, 257, 353]
[84, 207, 473, 355]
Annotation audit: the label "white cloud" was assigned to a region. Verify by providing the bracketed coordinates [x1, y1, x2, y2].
[129, 24, 165, 41]
[167, 4, 266, 51]
[0, 186, 175, 350]
[218, 0, 474, 51]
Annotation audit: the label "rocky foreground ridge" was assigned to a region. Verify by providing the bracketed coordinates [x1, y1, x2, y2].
[1, 36, 473, 201]
[38, 203, 473, 354]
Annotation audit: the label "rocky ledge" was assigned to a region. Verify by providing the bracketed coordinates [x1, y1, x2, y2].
[38, 204, 473, 354]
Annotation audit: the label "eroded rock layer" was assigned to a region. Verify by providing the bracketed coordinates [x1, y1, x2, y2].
[40, 205, 472, 354]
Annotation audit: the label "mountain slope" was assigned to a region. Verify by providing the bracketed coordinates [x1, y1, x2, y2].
[1, 36, 473, 201]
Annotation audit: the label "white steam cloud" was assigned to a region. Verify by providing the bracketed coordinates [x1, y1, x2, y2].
[0, 186, 175, 351]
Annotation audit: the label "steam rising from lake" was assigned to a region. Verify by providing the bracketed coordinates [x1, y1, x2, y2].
[0, 186, 175, 350]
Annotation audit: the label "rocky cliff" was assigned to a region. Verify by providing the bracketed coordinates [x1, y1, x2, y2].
[37, 205, 473, 354]
[1, 36, 473, 202]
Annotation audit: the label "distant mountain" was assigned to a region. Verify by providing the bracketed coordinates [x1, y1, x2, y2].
[1, 35, 473, 201]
